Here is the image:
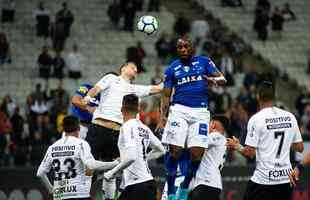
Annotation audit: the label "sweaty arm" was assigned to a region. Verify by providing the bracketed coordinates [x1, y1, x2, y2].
[36, 147, 53, 194]
[160, 88, 172, 120]
[227, 117, 257, 159]
[227, 136, 256, 159]
[147, 132, 166, 161]
[80, 141, 119, 171]
[300, 151, 310, 167]
[149, 82, 164, 94]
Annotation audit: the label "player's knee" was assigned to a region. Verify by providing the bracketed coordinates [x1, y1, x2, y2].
[189, 147, 205, 161]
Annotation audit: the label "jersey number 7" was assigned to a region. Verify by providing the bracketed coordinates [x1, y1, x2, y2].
[274, 131, 285, 159]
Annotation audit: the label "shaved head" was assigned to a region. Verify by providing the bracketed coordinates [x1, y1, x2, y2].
[176, 37, 193, 61]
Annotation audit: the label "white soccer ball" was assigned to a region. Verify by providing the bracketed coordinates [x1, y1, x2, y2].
[137, 15, 159, 35]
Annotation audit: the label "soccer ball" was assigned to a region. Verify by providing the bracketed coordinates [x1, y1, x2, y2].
[137, 16, 159, 35]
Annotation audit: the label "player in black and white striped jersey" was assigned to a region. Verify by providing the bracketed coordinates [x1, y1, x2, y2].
[36, 116, 119, 200]
[227, 81, 304, 200]
[189, 115, 229, 200]
[103, 94, 166, 200]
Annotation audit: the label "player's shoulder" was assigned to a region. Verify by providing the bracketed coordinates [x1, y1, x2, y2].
[194, 55, 210, 62]
[104, 73, 119, 80]
[209, 132, 226, 142]
[166, 59, 182, 71]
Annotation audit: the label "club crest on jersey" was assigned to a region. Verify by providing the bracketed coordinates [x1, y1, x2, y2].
[183, 66, 190, 72]
[174, 70, 181, 76]
[177, 75, 203, 85]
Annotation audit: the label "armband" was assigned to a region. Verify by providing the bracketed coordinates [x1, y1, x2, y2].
[213, 76, 227, 82]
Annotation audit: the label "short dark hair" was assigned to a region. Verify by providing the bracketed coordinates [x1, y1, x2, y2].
[212, 115, 230, 132]
[257, 81, 275, 101]
[63, 115, 80, 133]
[105, 71, 119, 76]
[122, 94, 139, 114]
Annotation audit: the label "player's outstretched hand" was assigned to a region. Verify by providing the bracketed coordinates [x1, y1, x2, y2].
[226, 136, 240, 150]
[203, 75, 218, 87]
[103, 170, 114, 180]
[288, 167, 300, 187]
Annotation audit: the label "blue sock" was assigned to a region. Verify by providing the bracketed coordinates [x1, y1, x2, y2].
[164, 154, 178, 195]
[180, 160, 201, 189]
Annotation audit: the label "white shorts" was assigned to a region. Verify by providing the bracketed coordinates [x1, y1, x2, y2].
[162, 104, 210, 148]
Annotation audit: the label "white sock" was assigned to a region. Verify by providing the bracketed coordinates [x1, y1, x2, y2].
[102, 178, 116, 199]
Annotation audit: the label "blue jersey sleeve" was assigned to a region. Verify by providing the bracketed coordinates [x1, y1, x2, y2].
[163, 67, 174, 89]
[204, 57, 219, 75]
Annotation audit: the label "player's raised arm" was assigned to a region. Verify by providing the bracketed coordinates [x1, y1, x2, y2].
[149, 82, 164, 94]
[203, 58, 226, 86]
[83, 74, 114, 104]
[80, 141, 119, 171]
[36, 147, 54, 194]
[72, 85, 96, 113]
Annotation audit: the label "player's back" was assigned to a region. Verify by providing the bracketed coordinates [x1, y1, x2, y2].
[118, 119, 154, 187]
[48, 136, 92, 199]
[246, 106, 302, 185]
[194, 132, 226, 190]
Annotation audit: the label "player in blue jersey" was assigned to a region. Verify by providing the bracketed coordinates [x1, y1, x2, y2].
[70, 72, 118, 139]
[70, 83, 101, 139]
[158, 37, 226, 200]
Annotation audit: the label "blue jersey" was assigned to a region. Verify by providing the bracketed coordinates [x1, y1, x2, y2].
[164, 56, 219, 108]
[70, 83, 100, 123]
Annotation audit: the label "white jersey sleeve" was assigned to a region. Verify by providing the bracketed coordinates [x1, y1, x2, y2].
[120, 125, 137, 149]
[95, 74, 115, 90]
[132, 84, 151, 97]
[245, 116, 259, 148]
[207, 133, 219, 148]
[37, 147, 53, 175]
[80, 141, 95, 165]
[292, 115, 303, 143]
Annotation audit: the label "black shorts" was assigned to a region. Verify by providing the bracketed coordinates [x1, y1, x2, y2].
[85, 123, 119, 161]
[188, 185, 221, 200]
[243, 180, 292, 200]
[118, 180, 156, 200]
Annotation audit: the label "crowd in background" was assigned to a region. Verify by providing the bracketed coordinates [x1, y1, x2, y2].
[253, 0, 296, 41]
